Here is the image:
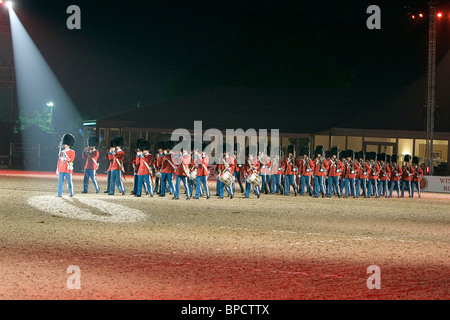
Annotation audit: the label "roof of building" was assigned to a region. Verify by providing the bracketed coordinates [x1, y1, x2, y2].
[98, 50, 450, 134]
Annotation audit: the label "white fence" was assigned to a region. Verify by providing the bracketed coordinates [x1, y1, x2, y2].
[420, 176, 450, 193]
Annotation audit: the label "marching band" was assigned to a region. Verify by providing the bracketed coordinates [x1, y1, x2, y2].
[60, 135, 425, 200]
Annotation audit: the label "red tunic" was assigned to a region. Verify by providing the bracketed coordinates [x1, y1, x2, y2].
[82, 149, 99, 170]
[109, 149, 125, 171]
[401, 164, 415, 181]
[379, 164, 391, 181]
[313, 158, 328, 177]
[389, 165, 403, 181]
[161, 153, 176, 174]
[344, 161, 358, 179]
[137, 153, 153, 176]
[367, 163, 380, 180]
[327, 159, 343, 177]
[57, 148, 75, 174]
[412, 166, 423, 182]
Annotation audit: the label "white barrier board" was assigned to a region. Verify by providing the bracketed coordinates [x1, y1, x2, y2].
[420, 176, 450, 193]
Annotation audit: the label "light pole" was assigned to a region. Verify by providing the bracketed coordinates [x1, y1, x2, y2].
[425, 0, 437, 176]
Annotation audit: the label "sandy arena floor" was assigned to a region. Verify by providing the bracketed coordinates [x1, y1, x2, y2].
[0, 172, 448, 300]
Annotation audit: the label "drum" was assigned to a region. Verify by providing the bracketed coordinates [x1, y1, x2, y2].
[189, 169, 197, 181]
[219, 170, 234, 186]
[247, 172, 261, 187]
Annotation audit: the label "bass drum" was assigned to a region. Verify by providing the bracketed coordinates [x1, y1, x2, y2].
[189, 169, 197, 181]
[247, 172, 261, 187]
[219, 170, 235, 186]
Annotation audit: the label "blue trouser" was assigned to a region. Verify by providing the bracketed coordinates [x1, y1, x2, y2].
[216, 177, 220, 195]
[136, 174, 152, 196]
[244, 178, 260, 197]
[300, 175, 312, 195]
[328, 176, 340, 197]
[401, 180, 412, 197]
[378, 180, 388, 197]
[218, 179, 233, 198]
[344, 177, 355, 197]
[411, 181, 421, 197]
[233, 171, 244, 193]
[105, 170, 111, 193]
[83, 169, 99, 192]
[175, 175, 191, 199]
[339, 177, 346, 196]
[356, 178, 367, 198]
[284, 174, 296, 195]
[367, 179, 378, 197]
[195, 175, 209, 198]
[271, 174, 281, 193]
[133, 172, 151, 194]
[109, 170, 125, 194]
[160, 172, 174, 196]
[313, 175, 326, 197]
[58, 172, 74, 196]
[154, 175, 161, 193]
[260, 174, 268, 193]
[411, 181, 420, 198]
[389, 180, 400, 197]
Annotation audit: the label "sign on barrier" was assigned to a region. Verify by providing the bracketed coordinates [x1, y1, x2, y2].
[420, 176, 450, 193]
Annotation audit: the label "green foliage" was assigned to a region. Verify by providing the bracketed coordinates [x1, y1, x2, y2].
[14, 107, 53, 134]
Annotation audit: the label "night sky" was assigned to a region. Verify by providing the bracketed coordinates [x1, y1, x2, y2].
[7, 0, 450, 119]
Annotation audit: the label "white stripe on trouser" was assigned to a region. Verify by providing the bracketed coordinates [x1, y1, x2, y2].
[93, 170, 99, 191]
[69, 174, 73, 195]
[185, 177, 190, 198]
[119, 171, 125, 192]
[321, 176, 326, 194]
[205, 177, 210, 197]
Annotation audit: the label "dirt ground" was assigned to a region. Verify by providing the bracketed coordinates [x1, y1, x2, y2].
[0, 172, 448, 300]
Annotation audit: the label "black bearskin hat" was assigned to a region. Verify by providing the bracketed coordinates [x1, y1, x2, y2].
[412, 156, 419, 165]
[139, 140, 151, 151]
[366, 151, 377, 161]
[287, 144, 295, 155]
[330, 147, 339, 157]
[300, 146, 310, 157]
[355, 150, 365, 160]
[404, 154, 411, 162]
[377, 153, 386, 162]
[136, 138, 145, 150]
[88, 136, 99, 148]
[165, 140, 175, 150]
[62, 133, 75, 148]
[114, 136, 125, 148]
[156, 141, 165, 150]
[391, 154, 398, 163]
[314, 145, 324, 157]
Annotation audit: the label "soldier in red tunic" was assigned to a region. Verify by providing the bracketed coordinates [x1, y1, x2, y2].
[411, 156, 423, 198]
[312, 146, 328, 198]
[401, 154, 415, 197]
[57, 133, 76, 197]
[388, 155, 403, 198]
[377, 154, 391, 198]
[327, 150, 343, 198]
[107, 136, 126, 196]
[366, 152, 380, 198]
[81, 136, 100, 194]
[135, 140, 153, 197]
